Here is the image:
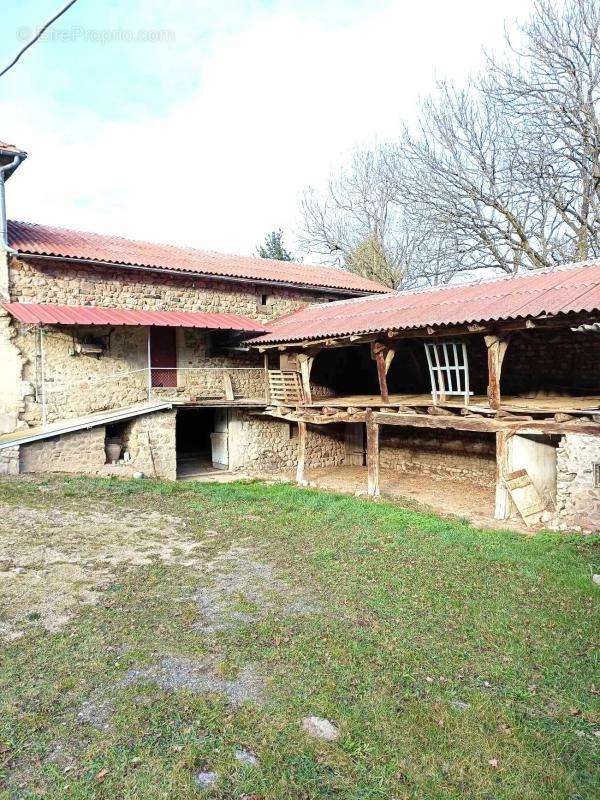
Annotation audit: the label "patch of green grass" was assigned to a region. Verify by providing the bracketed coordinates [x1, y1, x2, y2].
[0, 475, 598, 799]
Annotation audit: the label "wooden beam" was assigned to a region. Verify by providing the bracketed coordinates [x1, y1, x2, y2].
[366, 412, 380, 498]
[297, 353, 316, 404]
[374, 410, 600, 436]
[371, 342, 395, 404]
[296, 420, 308, 486]
[485, 334, 510, 410]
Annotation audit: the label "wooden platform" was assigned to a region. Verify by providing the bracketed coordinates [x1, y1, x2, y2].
[305, 393, 600, 416]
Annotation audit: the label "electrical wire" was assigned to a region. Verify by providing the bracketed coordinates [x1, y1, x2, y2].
[0, 0, 81, 79]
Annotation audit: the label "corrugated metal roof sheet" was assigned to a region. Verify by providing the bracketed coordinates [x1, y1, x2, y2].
[0, 401, 173, 451]
[7, 220, 388, 295]
[251, 260, 600, 344]
[2, 302, 267, 332]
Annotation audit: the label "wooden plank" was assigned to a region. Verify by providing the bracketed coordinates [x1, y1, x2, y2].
[504, 468, 545, 525]
[344, 423, 365, 466]
[366, 412, 380, 498]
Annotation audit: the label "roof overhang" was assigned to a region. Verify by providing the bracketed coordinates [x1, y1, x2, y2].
[2, 302, 268, 332]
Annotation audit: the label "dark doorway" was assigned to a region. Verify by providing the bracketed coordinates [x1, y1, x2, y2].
[151, 327, 177, 387]
[176, 408, 229, 479]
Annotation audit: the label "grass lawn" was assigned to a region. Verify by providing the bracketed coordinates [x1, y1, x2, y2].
[0, 476, 598, 799]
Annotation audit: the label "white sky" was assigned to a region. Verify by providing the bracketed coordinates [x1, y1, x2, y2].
[2, 0, 535, 260]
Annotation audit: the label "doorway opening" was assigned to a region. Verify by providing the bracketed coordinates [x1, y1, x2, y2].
[175, 408, 229, 478]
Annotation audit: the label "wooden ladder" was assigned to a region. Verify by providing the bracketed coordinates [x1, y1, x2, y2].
[504, 469, 545, 526]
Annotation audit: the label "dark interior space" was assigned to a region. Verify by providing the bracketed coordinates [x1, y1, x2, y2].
[310, 336, 490, 400]
[176, 408, 216, 477]
[502, 328, 600, 396]
[311, 345, 383, 398]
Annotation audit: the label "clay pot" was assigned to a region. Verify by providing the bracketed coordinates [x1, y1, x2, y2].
[105, 438, 122, 463]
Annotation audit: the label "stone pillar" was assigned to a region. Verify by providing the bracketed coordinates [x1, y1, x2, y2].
[555, 434, 600, 532]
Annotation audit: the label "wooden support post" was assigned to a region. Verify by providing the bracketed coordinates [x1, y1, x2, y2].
[371, 342, 395, 404]
[263, 352, 270, 403]
[222, 372, 235, 401]
[494, 430, 512, 519]
[297, 353, 315, 405]
[485, 334, 510, 410]
[366, 411, 380, 498]
[296, 420, 308, 486]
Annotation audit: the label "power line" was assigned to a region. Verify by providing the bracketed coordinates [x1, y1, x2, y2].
[0, 0, 81, 79]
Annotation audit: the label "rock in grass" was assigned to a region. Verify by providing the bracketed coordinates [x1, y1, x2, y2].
[195, 770, 217, 788]
[301, 716, 340, 741]
[451, 699, 471, 710]
[235, 748, 259, 766]
[593, 574, 600, 587]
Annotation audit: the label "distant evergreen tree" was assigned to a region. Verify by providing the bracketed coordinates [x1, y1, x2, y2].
[257, 229, 294, 261]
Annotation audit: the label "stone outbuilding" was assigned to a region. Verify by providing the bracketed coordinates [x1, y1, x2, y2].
[0, 140, 598, 532]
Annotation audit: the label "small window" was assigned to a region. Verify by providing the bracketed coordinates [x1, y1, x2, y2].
[594, 463, 600, 489]
[258, 294, 269, 307]
[289, 422, 298, 439]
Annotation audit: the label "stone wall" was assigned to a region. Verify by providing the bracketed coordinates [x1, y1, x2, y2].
[379, 426, 496, 487]
[18, 409, 177, 481]
[0, 307, 29, 434]
[5, 256, 336, 428]
[121, 410, 177, 481]
[228, 411, 346, 474]
[555, 434, 600, 533]
[20, 427, 106, 474]
[0, 446, 20, 476]
[9, 257, 336, 322]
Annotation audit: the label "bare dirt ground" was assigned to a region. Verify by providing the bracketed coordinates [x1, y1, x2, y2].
[0, 500, 217, 640]
[302, 465, 533, 533]
[0, 485, 320, 647]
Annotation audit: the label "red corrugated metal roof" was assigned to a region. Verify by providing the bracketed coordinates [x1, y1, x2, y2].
[251, 261, 600, 344]
[2, 302, 267, 332]
[7, 220, 388, 296]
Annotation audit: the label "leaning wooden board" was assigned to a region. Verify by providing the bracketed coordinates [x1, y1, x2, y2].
[504, 469, 545, 525]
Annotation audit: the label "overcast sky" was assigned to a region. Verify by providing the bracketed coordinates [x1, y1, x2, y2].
[2, 0, 535, 260]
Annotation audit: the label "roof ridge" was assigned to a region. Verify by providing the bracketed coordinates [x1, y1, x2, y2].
[7, 218, 361, 279]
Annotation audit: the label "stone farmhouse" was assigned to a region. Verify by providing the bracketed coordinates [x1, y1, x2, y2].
[1, 140, 599, 532]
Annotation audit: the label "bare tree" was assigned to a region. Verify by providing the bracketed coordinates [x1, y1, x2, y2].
[300, 0, 600, 284]
[300, 148, 449, 288]
[487, 0, 600, 263]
